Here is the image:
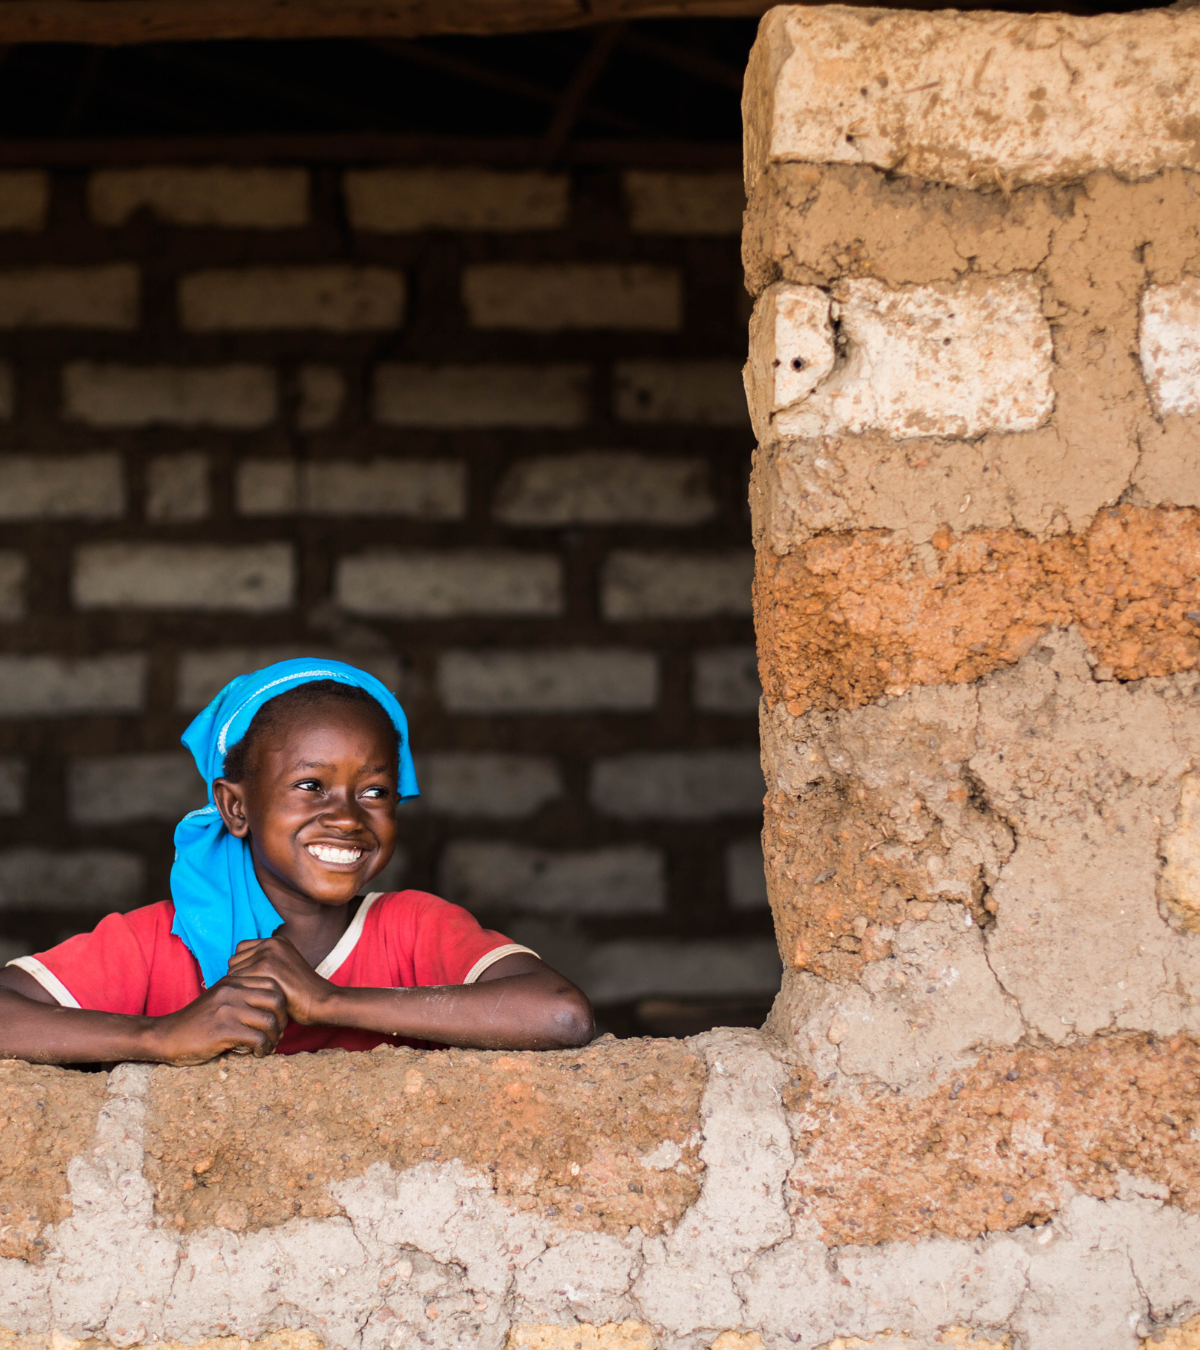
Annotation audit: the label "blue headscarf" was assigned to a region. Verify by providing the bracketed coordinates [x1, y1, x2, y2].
[171, 658, 419, 989]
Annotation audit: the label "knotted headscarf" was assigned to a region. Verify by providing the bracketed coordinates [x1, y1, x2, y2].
[171, 658, 419, 988]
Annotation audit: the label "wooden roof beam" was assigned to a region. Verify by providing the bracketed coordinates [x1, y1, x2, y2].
[0, 0, 772, 45]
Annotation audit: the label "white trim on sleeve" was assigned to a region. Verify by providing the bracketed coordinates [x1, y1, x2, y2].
[315, 892, 382, 980]
[6, 956, 81, 1009]
[462, 943, 540, 985]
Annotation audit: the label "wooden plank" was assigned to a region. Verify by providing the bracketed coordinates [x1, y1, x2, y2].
[0, 0, 771, 45]
[0, 132, 744, 166]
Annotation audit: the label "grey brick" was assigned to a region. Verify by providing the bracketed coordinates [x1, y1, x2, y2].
[581, 937, 781, 1004]
[374, 364, 590, 429]
[345, 168, 568, 232]
[89, 166, 308, 228]
[438, 648, 657, 713]
[0, 452, 123, 521]
[74, 543, 293, 612]
[68, 752, 205, 825]
[237, 459, 465, 519]
[63, 362, 277, 429]
[337, 550, 562, 618]
[590, 749, 763, 820]
[0, 759, 26, 814]
[0, 848, 144, 911]
[601, 550, 754, 620]
[417, 753, 562, 819]
[613, 359, 749, 425]
[0, 264, 137, 330]
[0, 171, 48, 231]
[695, 646, 762, 713]
[493, 452, 714, 527]
[180, 266, 405, 332]
[0, 554, 27, 621]
[726, 838, 769, 911]
[177, 646, 401, 711]
[0, 653, 146, 716]
[463, 264, 681, 332]
[439, 841, 664, 915]
[145, 453, 210, 523]
[624, 170, 745, 235]
[296, 364, 345, 431]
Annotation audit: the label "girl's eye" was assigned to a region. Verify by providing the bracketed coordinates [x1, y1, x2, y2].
[295, 779, 322, 792]
[362, 786, 390, 800]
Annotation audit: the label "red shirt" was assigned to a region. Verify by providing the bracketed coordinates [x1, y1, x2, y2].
[9, 890, 532, 1054]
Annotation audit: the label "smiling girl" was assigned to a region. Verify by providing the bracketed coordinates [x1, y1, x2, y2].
[0, 659, 594, 1065]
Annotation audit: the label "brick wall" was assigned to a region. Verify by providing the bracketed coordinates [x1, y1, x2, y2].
[0, 161, 774, 1031]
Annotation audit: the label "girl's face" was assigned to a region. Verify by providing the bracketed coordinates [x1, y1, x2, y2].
[213, 701, 399, 912]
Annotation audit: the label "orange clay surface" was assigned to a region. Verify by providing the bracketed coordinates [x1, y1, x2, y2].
[143, 1037, 706, 1237]
[788, 1033, 1200, 1246]
[756, 506, 1200, 715]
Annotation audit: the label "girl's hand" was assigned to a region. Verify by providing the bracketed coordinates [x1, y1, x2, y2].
[143, 975, 289, 1065]
[226, 936, 337, 1026]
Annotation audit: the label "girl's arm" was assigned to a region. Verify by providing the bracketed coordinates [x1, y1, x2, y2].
[226, 936, 595, 1051]
[0, 966, 289, 1065]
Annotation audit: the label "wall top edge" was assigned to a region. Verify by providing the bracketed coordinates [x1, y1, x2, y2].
[744, 3, 1200, 191]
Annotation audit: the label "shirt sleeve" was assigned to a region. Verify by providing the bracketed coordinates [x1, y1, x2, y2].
[8, 911, 153, 1014]
[404, 892, 538, 987]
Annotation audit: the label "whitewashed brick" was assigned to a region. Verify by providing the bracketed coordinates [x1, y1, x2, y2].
[68, 752, 205, 824]
[0, 847, 144, 911]
[614, 359, 749, 426]
[145, 453, 209, 523]
[237, 458, 465, 519]
[726, 837, 769, 910]
[438, 649, 657, 713]
[416, 752, 562, 818]
[624, 170, 744, 235]
[374, 364, 590, 429]
[180, 266, 404, 332]
[695, 646, 761, 713]
[590, 748, 763, 820]
[601, 550, 754, 620]
[439, 841, 664, 915]
[1141, 275, 1200, 417]
[463, 264, 681, 332]
[0, 653, 146, 716]
[493, 452, 714, 527]
[337, 550, 562, 618]
[0, 759, 26, 814]
[74, 543, 293, 612]
[745, 277, 1054, 442]
[345, 168, 568, 232]
[63, 362, 277, 430]
[89, 166, 308, 228]
[0, 453, 123, 521]
[582, 937, 781, 1004]
[0, 172, 48, 231]
[0, 554, 24, 621]
[0, 265, 137, 330]
[296, 364, 345, 431]
[177, 646, 401, 711]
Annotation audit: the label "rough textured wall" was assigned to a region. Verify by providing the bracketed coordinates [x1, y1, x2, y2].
[0, 161, 774, 1032]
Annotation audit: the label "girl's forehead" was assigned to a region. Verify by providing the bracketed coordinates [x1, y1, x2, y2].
[256, 703, 399, 764]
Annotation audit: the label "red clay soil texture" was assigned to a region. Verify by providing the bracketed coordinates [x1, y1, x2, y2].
[756, 506, 1200, 715]
[787, 1033, 1200, 1247]
[143, 1037, 706, 1237]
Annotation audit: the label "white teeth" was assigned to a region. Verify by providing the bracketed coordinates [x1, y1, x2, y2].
[307, 843, 364, 865]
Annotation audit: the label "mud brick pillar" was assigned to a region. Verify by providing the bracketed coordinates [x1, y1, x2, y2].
[746, 8, 1200, 1092]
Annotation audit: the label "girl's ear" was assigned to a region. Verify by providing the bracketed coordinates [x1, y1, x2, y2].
[212, 777, 251, 838]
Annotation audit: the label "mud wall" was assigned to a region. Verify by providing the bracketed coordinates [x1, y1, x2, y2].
[8, 7, 1200, 1350]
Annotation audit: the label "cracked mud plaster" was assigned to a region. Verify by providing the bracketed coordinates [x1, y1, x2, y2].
[744, 168, 1200, 546]
[742, 8, 1200, 192]
[754, 505, 1200, 716]
[0, 1060, 105, 1262]
[762, 629, 1200, 1050]
[143, 1039, 705, 1238]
